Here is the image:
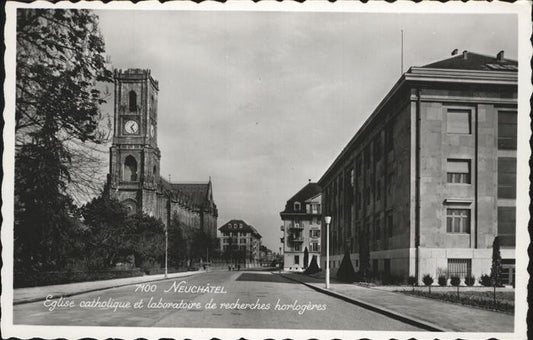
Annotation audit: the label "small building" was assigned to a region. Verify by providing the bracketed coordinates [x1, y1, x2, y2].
[280, 182, 322, 271]
[218, 219, 262, 267]
[318, 51, 517, 285]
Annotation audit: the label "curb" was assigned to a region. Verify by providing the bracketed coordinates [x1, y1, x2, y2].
[13, 272, 200, 306]
[279, 273, 449, 332]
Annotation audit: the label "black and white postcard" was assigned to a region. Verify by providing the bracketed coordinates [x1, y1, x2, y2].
[2, 1, 531, 339]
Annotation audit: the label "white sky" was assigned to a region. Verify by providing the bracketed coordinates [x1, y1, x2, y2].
[95, 10, 517, 251]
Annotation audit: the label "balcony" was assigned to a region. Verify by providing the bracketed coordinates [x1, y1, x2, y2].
[288, 236, 303, 243]
[289, 223, 303, 230]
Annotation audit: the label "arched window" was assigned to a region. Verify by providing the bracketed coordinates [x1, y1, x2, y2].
[153, 165, 157, 176]
[129, 90, 137, 112]
[124, 155, 138, 181]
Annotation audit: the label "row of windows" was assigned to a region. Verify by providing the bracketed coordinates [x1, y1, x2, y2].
[293, 201, 321, 213]
[445, 108, 517, 152]
[330, 206, 514, 239]
[222, 231, 248, 237]
[289, 242, 320, 253]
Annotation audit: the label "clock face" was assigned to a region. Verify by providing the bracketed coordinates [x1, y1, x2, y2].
[124, 120, 139, 134]
[150, 124, 155, 137]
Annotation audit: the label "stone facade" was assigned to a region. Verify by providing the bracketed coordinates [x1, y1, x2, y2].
[318, 51, 517, 285]
[280, 183, 322, 271]
[108, 69, 218, 239]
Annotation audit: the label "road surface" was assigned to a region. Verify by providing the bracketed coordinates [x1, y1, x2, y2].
[14, 270, 422, 330]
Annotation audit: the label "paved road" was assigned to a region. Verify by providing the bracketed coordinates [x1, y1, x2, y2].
[14, 270, 422, 330]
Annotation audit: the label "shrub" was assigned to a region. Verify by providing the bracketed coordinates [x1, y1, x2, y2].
[422, 274, 434, 286]
[383, 274, 403, 285]
[465, 275, 475, 286]
[450, 276, 461, 287]
[407, 275, 417, 286]
[438, 275, 447, 286]
[480, 274, 492, 287]
[422, 274, 434, 293]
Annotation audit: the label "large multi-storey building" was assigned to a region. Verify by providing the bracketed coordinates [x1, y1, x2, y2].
[318, 51, 517, 285]
[108, 69, 218, 239]
[280, 182, 322, 271]
[218, 219, 262, 267]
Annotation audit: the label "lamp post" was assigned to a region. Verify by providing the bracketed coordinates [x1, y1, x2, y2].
[324, 216, 331, 289]
[164, 226, 168, 278]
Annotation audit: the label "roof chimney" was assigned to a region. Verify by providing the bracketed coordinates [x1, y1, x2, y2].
[451, 49, 458, 56]
[308, 179, 311, 183]
[462, 50, 468, 60]
[497, 50, 505, 61]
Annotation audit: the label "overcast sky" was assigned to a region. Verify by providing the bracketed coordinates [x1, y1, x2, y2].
[95, 9, 517, 251]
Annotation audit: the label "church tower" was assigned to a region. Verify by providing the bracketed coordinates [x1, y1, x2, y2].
[109, 69, 160, 215]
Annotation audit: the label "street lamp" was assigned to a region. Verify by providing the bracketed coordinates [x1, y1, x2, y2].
[324, 216, 331, 289]
[164, 226, 168, 278]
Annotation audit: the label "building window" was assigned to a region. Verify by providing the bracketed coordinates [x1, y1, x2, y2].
[129, 90, 137, 112]
[311, 242, 320, 252]
[374, 137, 382, 161]
[446, 209, 470, 233]
[350, 168, 355, 187]
[386, 211, 393, 237]
[498, 111, 517, 150]
[498, 157, 516, 198]
[447, 259, 472, 279]
[294, 244, 301, 251]
[294, 202, 301, 211]
[374, 218, 381, 240]
[447, 159, 471, 184]
[385, 122, 394, 152]
[364, 146, 371, 169]
[123, 155, 138, 181]
[310, 229, 320, 238]
[294, 255, 300, 265]
[498, 207, 516, 247]
[447, 108, 471, 134]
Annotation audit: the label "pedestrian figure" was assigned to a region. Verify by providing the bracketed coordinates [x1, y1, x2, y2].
[228, 265, 231, 271]
[237, 264, 240, 271]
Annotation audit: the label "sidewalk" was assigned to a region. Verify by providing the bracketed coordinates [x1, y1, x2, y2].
[13, 270, 202, 305]
[280, 272, 514, 333]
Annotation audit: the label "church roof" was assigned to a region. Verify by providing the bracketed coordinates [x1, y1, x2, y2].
[169, 183, 211, 207]
[159, 178, 215, 210]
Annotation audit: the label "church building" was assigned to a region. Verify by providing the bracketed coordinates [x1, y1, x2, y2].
[108, 69, 218, 239]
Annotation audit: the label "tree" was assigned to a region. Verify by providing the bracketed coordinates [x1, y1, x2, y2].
[127, 213, 166, 270]
[80, 183, 130, 270]
[304, 255, 320, 275]
[168, 214, 188, 267]
[303, 247, 309, 269]
[490, 236, 502, 287]
[336, 249, 357, 283]
[14, 9, 112, 272]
